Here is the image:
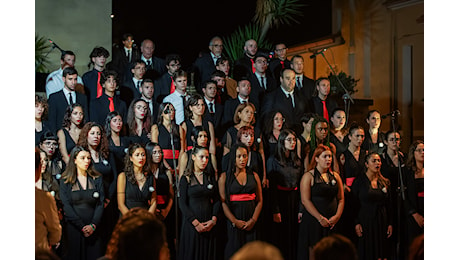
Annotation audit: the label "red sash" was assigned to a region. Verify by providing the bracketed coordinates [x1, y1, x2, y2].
[230, 193, 256, 201]
[417, 191, 424, 198]
[163, 149, 179, 160]
[346, 177, 356, 187]
[157, 195, 167, 205]
[277, 185, 298, 191]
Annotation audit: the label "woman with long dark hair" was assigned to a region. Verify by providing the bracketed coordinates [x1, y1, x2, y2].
[352, 152, 393, 260]
[218, 143, 263, 259]
[178, 125, 212, 179]
[178, 146, 220, 260]
[117, 143, 157, 214]
[59, 146, 105, 260]
[57, 103, 85, 164]
[329, 108, 349, 158]
[35, 94, 51, 146]
[297, 144, 344, 260]
[266, 129, 304, 260]
[404, 140, 424, 246]
[104, 111, 129, 175]
[126, 98, 152, 145]
[362, 110, 386, 154]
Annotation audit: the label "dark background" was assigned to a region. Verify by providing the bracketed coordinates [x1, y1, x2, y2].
[111, 0, 332, 69]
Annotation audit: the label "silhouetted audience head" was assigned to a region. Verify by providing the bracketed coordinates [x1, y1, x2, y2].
[230, 240, 283, 260]
[105, 207, 169, 260]
[312, 234, 357, 260]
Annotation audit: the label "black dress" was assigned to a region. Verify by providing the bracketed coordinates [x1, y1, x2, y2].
[184, 118, 211, 150]
[124, 173, 155, 209]
[178, 172, 221, 260]
[337, 148, 367, 241]
[157, 123, 181, 173]
[329, 132, 349, 158]
[127, 128, 150, 146]
[222, 126, 263, 152]
[60, 176, 105, 260]
[404, 167, 424, 245]
[297, 169, 339, 260]
[93, 154, 119, 249]
[107, 135, 129, 175]
[62, 128, 77, 156]
[362, 131, 386, 154]
[266, 155, 303, 260]
[35, 121, 51, 146]
[223, 170, 259, 259]
[352, 174, 392, 260]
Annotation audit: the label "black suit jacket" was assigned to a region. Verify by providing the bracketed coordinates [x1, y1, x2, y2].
[110, 46, 141, 83]
[261, 87, 310, 135]
[154, 72, 174, 104]
[89, 93, 128, 126]
[296, 75, 316, 100]
[193, 52, 217, 93]
[144, 56, 166, 81]
[269, 58, 291, 83]
[203, 101, 224, 138]
[120, 78, 141, 107]
[48, 90, 89, 133]
[248, 73, 277, 113]
[82, 68, 103, 102]
[233, 55, 254, 81]
[311, 96, 338, 121]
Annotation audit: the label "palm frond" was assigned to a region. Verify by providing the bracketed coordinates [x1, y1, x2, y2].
[35, 34, 51, 73]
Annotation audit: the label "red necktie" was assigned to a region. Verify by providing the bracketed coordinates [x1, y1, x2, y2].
[251, 58, 256, 73]
[97, 71, 103, 98]
[108, 97, 115, 112]
[215, 88, 222, 104]
[280, 60, 285, 69]
[322, 100, 329, 122]
[170, 76, 175, 94]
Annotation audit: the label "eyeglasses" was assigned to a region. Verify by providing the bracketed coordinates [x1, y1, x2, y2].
[275, 48, 287, 52]
[285, 137, 297, 143]
[43, 141, 58, 148]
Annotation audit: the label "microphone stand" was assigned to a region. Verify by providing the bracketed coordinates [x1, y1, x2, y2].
[389, 110, 406, 260]
[317, 51, 355, 126]
[168, 112, 179, 260]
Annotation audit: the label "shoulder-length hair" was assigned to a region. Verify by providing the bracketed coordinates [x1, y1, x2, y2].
[145, 142, 167, 173]
[365, 152, 390, 189]
[61, 146, 101, 184]
[35, 94, 48, 120]
[184, 94, 204, 120]
[126, 98, 152, 136]
[104, 111, 122, 137]
[190, 125, 210, 148]
[263, 110, 285, 137]
[124, 143, 150, 185]
[62, 103, 85, 129]
[233, 102, 256, 125]
[237, 125, 256, 151]
[307, 144, 332, 171]
[77, 122, 109, 159]
[275, 129, 301, 167]
[405, 140, 424, 172]
[156, 102, 180, 137]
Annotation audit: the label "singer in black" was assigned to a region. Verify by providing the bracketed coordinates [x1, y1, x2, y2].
[310, 77, 338, 123]
[362, 110, 386, 154]
[151, 102, 185, 175]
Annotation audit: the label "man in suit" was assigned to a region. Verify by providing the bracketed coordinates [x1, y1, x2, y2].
[89, 70, 127, 125]
[233, 39, 258, 81]
[48, 67, 89, 133]
[45, 50, 84, 98]
[110, 33, 141, 83]
[249, 53, 277, 113]
[261, 68, 310, 135]
[222, 78, 255, 129]
[139, 78, 159, 123]
[210, 70, 231, 105]
[154, 54, 181, 104]
[82, 46, 110, 102]
[311, 77, 338, 122]
[193, 36, 224, 94]
[202, 80, 224, 138]
[269, 43, 291, 84]
[163, 70, 189, 125]
[139, 39, 166, 81]
[290, 55, 316, 100]
[120, 60, 146, 106]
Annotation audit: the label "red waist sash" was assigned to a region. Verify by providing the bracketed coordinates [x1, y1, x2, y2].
[346, 177, 356, 187]
[417, 191, 424, 198]
[163, 149, 179, 159]
[277, 185, 298, 191]
[157, 195, 167, 205]
[230, 193, 256, 201]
